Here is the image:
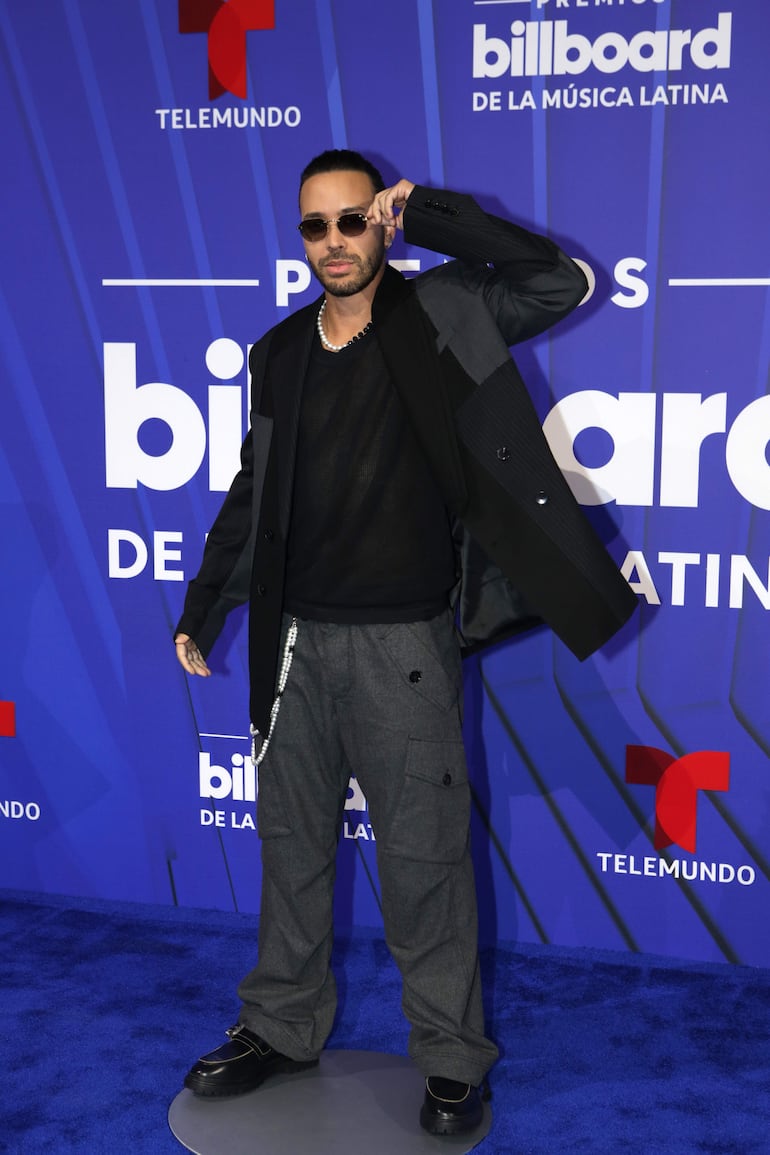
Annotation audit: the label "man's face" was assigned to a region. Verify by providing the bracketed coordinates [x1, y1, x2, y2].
[299, 170, 390, 298]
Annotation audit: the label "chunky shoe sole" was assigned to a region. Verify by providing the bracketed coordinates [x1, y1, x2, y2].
[420, 1079, 484, 1135]
[419, 1102, 483, 1136]
[184, 1056, 318, 1098]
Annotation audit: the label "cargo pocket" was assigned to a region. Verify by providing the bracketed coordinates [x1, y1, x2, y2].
[256, 765, 293, 838]
[383, 737, 470, 864]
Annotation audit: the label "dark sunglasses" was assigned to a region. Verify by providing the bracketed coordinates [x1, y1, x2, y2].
[297, 212, 369, 243]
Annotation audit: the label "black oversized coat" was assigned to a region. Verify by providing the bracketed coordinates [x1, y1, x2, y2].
[176, 186, 638, 733]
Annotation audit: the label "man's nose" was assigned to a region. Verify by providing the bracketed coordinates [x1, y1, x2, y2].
[325, 220, 346, 245]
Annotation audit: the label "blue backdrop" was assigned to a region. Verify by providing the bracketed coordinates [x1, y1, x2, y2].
[2, 0, 769, 967]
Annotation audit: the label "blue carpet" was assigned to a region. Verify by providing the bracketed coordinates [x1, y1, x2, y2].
[1, 889, 769, 1154]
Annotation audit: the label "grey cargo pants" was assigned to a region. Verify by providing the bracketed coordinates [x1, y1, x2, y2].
[236, 610, 498, 1085]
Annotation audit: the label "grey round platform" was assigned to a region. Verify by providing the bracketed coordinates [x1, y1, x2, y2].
[168, 1050, 492, 1154]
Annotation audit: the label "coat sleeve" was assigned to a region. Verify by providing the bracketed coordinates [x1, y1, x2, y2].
[173, 339, 268, 654]
[402, 184, 588, 346]
[173, 430, 255, 653]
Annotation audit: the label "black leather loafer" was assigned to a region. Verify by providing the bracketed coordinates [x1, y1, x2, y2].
[419, 1076, 483, 1135]
[183, 1026, 318, 1097]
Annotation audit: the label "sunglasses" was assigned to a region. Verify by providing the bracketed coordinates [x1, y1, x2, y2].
[297, 212, 369, 243]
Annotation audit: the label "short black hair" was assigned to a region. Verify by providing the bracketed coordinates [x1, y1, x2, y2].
[299, 149, 386, 199]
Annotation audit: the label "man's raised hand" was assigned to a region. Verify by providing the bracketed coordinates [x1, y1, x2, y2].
[367, 179, 416, 231]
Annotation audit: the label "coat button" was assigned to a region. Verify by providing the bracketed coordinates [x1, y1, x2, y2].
[257, 584, 267, 596]
[409, 670, 422, 683]
[442, 772, 452, 786]
[263, 529, 274, 542]
[496, 446, 511, 462]
[535, 491, 549, 505]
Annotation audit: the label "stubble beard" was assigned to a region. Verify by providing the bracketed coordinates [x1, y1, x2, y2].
[309, 235, 386, 298]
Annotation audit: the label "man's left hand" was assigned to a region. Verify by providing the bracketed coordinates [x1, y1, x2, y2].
[367, 180, 416, 231]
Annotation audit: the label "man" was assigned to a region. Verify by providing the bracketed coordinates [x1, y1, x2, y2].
[174, 149, 637, 1136]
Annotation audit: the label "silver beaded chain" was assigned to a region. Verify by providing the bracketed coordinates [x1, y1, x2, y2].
[250, 616, 298, 766]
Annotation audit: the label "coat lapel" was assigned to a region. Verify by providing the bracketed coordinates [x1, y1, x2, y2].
[263, 295, 321, 536]
[373, 265, 468, 515]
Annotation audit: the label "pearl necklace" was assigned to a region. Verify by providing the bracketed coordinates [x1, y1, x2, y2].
[316, 299, 373, 351]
